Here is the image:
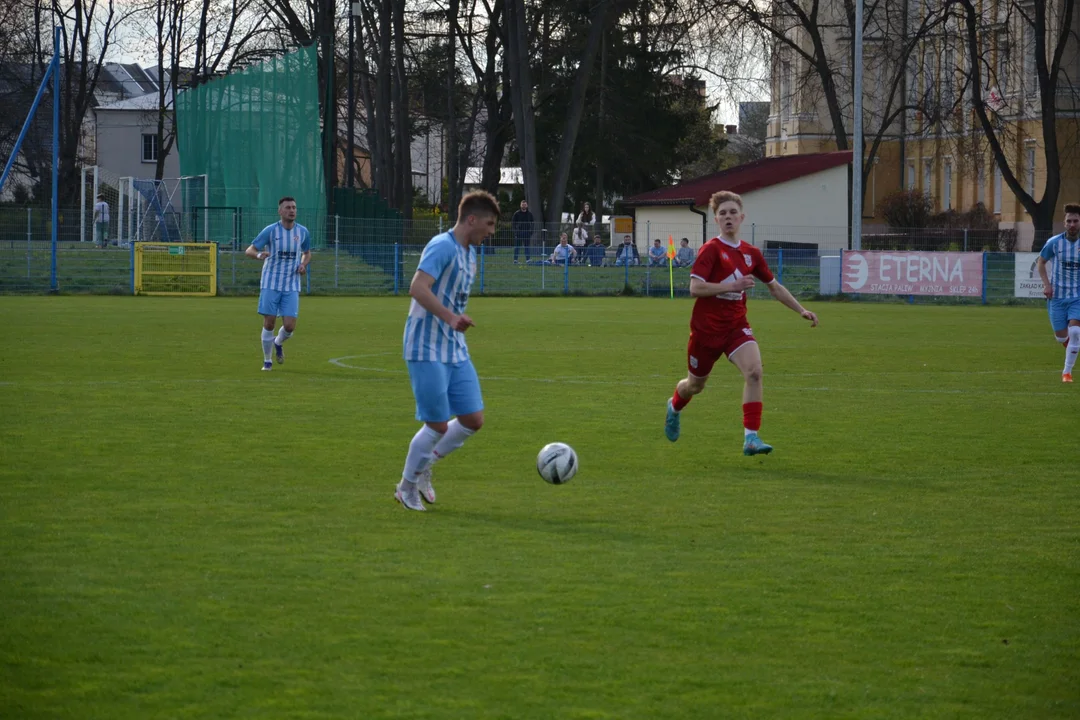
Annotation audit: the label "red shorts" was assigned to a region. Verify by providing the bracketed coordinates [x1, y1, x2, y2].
[686, 324, 757, 377]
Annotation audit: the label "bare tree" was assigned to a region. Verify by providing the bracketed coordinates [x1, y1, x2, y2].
[504, 0, 543, 228]
[953, 0, 1079, 249]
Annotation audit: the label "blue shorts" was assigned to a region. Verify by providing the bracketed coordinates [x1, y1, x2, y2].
[407, 359, 484, 423]
[1048, 297, 1080, 332]
[258, 288, 300, 318]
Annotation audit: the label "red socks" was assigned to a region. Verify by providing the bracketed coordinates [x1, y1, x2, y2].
[672, 388, 690, 412]
[743, 402, 762, 432]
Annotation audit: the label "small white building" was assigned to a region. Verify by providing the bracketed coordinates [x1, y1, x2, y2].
[620, 151, 852, 252]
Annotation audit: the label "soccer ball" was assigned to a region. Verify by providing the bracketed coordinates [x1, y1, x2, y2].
[536, 442, 578, 485]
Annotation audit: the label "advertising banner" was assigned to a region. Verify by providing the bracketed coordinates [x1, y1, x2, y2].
[842, 251, 983, 296]
[1014, 252, 1049, 298]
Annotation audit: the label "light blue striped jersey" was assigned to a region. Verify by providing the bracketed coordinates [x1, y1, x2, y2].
[403, 231, 477, 363]
[1040, 232, 1080, 299]
[252, 222, 311, 292]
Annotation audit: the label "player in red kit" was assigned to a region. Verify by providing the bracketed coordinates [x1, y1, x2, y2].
[664, 190, 819, 455]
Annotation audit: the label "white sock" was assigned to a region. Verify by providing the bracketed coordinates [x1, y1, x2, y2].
[261, 329, 275, 362]
[276, 327, 293, 346]
[744, 428, 756, 438]
[432, 419, 477, 462]
[1065, 326, 1080, 375]
[402, 425, 444, 483]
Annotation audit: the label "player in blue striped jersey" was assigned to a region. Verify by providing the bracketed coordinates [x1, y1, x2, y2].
[1037, 203, 1080, 382]
[245, 197, 311, 371]
[395, 191, 500, 511]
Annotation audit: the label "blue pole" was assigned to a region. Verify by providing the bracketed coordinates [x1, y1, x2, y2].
[306, 261, 311, 294]
[624, 248, 630, 288]
[480, 246, 486, 294]
[777, 248, 784, 285]
[393, 243, 400, 294]
[981, 252, 987, 305]
[50, 26, 59, 292]
[0, 61, 55, 194]
[563, 255, 569, 294]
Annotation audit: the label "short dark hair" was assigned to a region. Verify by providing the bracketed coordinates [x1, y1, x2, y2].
[680, 238, 689, 244]
[96, 194, 105, 200]
[458, 190, 500, 220]
[1065, 203, 1080, 216]
[279, 196, 296, 206]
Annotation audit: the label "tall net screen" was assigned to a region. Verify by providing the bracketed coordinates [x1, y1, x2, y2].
[175, 45, 326, 245]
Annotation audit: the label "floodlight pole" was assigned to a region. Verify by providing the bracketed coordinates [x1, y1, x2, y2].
[50, 26, 60, 290]
[851, 0, 864, 251]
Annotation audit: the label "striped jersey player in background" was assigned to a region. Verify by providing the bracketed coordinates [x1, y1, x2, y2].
[396, 191, 500, 511]
[246, 197, 311, 371]
[664, 190, 818, 456]
[1037, 202, 1080, 382]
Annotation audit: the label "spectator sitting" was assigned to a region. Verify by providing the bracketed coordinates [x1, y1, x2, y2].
[648, 239, 667, 267]
[585, 234, 606, 266]
[614, 235, 640, 266]
[675, 237, 695, 267]
[550, 233, 577, 265]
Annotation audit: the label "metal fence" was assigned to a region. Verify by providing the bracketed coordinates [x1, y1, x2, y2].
[0, 206, 1045, 306]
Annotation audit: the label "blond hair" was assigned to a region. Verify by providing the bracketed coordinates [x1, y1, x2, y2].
[709, 190, 743, 214]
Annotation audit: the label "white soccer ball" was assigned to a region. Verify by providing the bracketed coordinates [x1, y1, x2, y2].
[536, 442, 578, 485]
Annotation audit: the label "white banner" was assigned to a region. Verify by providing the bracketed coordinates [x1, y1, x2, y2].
[1014, 252, 1049, 298]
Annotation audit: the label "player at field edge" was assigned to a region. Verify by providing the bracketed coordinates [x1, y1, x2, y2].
[1036, 202, 1080, 383]
[245, 197, 311, 371]
[395, 190, 500, 511]
[664, 190, 818, 455]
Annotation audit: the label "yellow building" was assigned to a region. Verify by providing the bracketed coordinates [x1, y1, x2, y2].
[764, 0, 1080, 248]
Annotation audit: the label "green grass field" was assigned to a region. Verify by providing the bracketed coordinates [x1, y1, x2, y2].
[1, 296, 1077, 719]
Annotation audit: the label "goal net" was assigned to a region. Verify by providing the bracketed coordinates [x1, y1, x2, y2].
[134, 242, 217, 296]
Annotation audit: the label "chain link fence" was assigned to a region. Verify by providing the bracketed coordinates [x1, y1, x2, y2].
[0, 206, 1048, 306]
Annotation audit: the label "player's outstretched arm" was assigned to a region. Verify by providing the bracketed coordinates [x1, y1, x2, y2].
[766, 280, 818, 326]
[409, 270, 474, 332]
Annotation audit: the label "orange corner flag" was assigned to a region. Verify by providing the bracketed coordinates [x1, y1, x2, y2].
[666, 235, 676, 260]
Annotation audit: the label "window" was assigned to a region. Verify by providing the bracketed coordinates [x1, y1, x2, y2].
[923, 158, 933, 195]
[1027, 147, 1036, 197]
[781, 61, 792, 121]
[978, 162, 986, 205]
[943, 44, 955, 112]
[1022, 20, 1037, 94]
[944, 159, 953, 210]
[907, 161, 916, 190]
[141, 133, 159, 163]
[993, 165, 1002, 213]
[997, 35, 1009, 96]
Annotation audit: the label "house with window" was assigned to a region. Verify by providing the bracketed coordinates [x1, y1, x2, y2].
[91, 91, 180, 184]
[766, 0, 1080, 247]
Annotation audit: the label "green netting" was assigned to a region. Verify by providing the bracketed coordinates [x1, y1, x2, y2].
[176, 45, 326, 246]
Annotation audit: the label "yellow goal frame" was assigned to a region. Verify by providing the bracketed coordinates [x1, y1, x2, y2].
[134, 242, 217, 296]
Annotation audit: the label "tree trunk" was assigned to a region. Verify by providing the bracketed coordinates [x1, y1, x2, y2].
[446, 0, 460, 220]
[505, 0, 542, 234]
[545, 0, 609, 228]
[392, 0, 411, 219]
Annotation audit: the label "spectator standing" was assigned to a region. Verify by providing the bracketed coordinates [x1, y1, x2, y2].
[575, 202, 595, 229]
[511, 200, 534, 263]
[93, 194, 110, 248]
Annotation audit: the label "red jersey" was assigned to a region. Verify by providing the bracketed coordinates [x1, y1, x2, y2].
[689, 237, 774, 334]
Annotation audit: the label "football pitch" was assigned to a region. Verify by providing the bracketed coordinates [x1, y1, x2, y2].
[1, 296, 1077, 719]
